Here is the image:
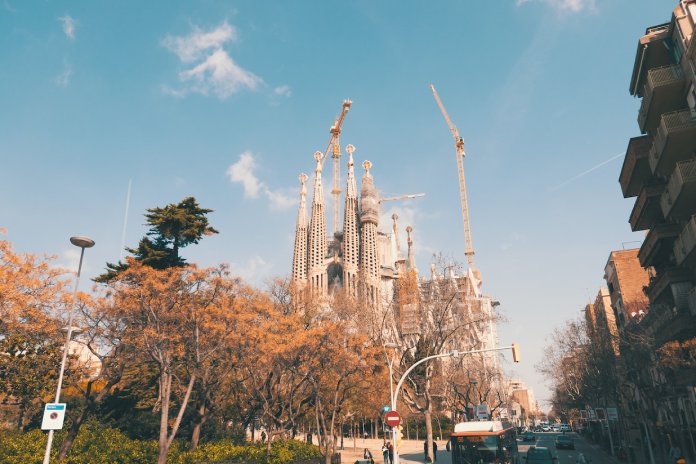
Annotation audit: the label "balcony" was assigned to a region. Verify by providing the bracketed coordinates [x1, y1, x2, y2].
[645, 267, 693, 303]
[630, 24, 673, 97]
[649, 110, 696, 176]
[674, 215, 696, 268]
[629, 184, 665, 231]
[660, 158, 696, 220]
[638, 65, 686, 134]
[638, 223, 681, 267]
[620, 136, 653, 198]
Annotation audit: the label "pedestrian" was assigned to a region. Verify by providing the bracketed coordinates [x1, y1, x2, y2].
[388, 441, 394, 464]
[669, 444, 682, 462]
[261, 431, 266, 443]
[424, 440, 429, 462]
[446, 439, 451, 452]
[364, 448, 373, 464]
[433, 441, 438, 462]
[381, 442, 389, 464]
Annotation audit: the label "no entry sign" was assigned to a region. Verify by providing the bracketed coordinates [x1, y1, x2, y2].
[385, 410, 401, 427]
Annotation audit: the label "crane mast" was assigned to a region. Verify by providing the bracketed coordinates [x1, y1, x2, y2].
[322, 100, 352, 234]
[430, 84, 475, 269]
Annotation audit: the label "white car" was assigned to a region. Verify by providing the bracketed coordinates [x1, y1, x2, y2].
[541, 425, 551, 432]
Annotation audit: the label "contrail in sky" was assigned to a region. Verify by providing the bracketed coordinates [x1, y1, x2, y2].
[550, 152, 624, 191]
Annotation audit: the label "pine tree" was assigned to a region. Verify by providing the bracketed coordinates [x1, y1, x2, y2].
[96, 196, 218, 282]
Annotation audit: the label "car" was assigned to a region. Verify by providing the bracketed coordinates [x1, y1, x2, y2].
[523, 446, 557, 463]
[555, 435, 575, 450]
[521, 431, 536, 442]
[551, 424, 561, 432]
[541, 425, 551, 432]
[560, 424, 571, 432]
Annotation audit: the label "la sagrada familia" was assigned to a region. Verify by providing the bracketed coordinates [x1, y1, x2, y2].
[290, 142, 499, 365]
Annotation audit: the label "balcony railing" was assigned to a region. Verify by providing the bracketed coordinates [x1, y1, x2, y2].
[638, 223, 681, 267]
[629, 184, 665, 231]
[645, 267, 693, 303]
[674, 215, 696, 267]
[638, 65, 686, 134]
[649, 110, 696, 176]
[620, 135, 653, 198]
[660, 158, 696, 220]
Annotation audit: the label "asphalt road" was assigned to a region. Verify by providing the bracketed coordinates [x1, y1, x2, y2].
[517, 431, 619, 464]
[394, 431, 618, 464]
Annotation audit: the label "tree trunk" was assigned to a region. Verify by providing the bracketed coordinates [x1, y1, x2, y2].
[425, 409, 434, 463]
[190, 400, 206, 450]
[17, 401, 26, 431]
[58, 405, 88, 461]
[157, 371, 172, 464]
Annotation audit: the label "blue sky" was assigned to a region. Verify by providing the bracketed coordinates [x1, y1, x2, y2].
[0, 0, 677, 410]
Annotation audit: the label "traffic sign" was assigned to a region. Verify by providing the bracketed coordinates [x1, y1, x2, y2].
[41, 403, 66, 430]
[385, 410, 401, 427]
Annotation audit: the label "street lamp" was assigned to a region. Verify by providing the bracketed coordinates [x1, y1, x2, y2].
[43, 236, 95, 464]
[391, 344, 520, 464]
[382, 342, 399, 449]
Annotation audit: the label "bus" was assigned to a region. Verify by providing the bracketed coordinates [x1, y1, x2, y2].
[450, 420, 520, 464]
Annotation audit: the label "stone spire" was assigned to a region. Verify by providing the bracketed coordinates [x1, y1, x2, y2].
[291, 173, 309, 285]
[406, 225, 417, 273]
[308, 151, 328, 296]
[360, 160, 380, 306]
[342, 144, 360, 297]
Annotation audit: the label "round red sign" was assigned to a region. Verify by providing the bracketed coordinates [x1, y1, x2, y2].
[50, 412, 58, 420]
[385, 410, 401, 427]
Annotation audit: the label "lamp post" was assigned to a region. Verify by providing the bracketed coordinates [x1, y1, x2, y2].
[391, 344, 520, 464]
[382, 342, 399, 451]
[43, 236, 95, 464]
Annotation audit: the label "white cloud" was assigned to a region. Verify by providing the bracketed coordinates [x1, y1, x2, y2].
[229, 255, 273, 283]
[226, 152, 297, 210]
[163, 22, 236, 63]
[274, 85, 292, 97]
[61, 248, 90, 274]
[59, 15, 77, 40]
[515, 0, 597, 12]
[227, 152, 262, 198]
[54, 61, 73, 87]
[179, 48, 261, 98]
[162, 22, 261, 99]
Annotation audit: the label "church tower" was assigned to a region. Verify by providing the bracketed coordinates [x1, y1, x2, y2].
[291, 173, 309, 286]
[359, 160, 380, 306]
[342, 144, 360, 297]
[307, 151, 328, 296]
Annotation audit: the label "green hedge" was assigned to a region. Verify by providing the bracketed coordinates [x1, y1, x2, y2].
[0, 424, 321, 464]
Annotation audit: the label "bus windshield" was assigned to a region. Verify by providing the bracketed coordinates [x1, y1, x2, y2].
[452, 435, 499, 463]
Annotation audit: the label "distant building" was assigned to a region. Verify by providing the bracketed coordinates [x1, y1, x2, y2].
[603, 249, 651, 328]
[509, 379, 536, 424]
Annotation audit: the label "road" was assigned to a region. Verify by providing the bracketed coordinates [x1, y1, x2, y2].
[517, 431, 619, 464]
[350, 431, 619, 464]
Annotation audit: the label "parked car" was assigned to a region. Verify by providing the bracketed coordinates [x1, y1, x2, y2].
[541, 425, 551, 432]
[521, 431, 536, 442]
[551, 424, 561, 432]
[555, 435, 575, 450]
[560, 424, 571, 432]
[524, 446, 557, 463]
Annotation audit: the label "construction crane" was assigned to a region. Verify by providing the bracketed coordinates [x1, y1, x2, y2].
[379, 193, 425, 203]
[430, 84, 475, 269]
[321, 100, 352, 234]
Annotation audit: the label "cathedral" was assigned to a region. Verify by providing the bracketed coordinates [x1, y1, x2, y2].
[290, 144, 499, 367]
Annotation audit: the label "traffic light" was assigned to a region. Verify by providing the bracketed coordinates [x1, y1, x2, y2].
[382, 405, 391, 413]
[511, 343, 521, 363]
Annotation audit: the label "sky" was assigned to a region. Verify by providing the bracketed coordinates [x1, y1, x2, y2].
[0, 0, 679, 412]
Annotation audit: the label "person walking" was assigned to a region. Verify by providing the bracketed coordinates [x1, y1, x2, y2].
[382, 442, 389, 464]
[433, 441, 438, 462]
[387, 441, 394, 464]
[364, 448, 374, 464]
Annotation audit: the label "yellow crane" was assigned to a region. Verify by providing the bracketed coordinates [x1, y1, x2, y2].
[430, 84, 475, 269]
[321, 100, 352, 234]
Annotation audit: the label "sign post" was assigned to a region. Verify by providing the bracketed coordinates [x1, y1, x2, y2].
[41, 403, 66, 431]
[385, 411, 401, 427]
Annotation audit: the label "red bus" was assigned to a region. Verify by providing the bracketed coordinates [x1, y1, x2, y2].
[450, 420, 520, 464]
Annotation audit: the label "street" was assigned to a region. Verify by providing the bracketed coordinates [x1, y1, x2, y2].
[341, 432, 619, 464]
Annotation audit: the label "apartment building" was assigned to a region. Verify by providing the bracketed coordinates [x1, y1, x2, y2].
[618, 1, 696, 460]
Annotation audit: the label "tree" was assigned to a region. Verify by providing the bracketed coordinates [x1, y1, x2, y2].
[96, 197, 218, 282]
[396, 261, 498, 463]
[0, 239, 70, 430]
[103, 262, 238, 464]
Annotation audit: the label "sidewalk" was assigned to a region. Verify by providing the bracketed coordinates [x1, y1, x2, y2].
[333, 438, 447, 464]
